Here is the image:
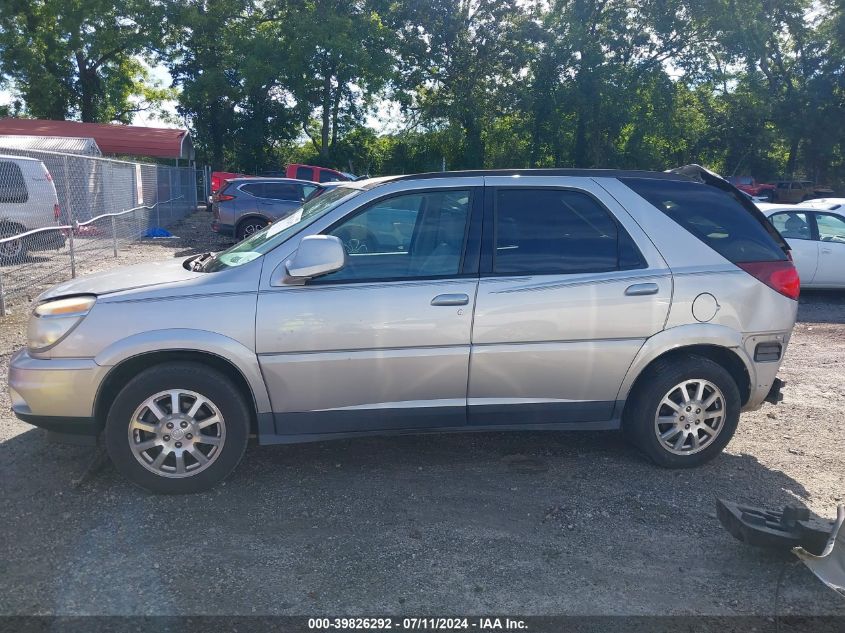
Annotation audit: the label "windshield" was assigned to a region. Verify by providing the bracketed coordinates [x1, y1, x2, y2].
[203, 186, 362, 272]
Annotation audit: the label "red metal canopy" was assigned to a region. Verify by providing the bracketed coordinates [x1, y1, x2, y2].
[0, 118, 192, 160]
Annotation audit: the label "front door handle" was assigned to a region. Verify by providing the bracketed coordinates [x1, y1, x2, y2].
[625, 282, 659, 296]
[431, 293, 469, 306]
[821, 248, 833, 254]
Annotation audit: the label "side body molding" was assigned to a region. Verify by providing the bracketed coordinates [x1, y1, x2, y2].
[94, 328, 272, 413]
[615, 323, 754, 404]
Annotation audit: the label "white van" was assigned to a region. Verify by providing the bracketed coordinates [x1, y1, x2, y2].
[0, 154, 66, 262]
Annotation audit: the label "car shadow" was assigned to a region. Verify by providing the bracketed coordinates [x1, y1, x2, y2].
[1, 425, 840, 615]
[797, 289, 845, 324]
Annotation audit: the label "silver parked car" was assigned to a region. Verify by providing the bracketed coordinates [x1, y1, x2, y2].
[211, 177, 320, 240]
[9, 166, 799, 494]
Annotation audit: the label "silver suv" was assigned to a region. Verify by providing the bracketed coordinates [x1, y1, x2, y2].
[211, 177, 320, 240]
[8, 167, 799, 494]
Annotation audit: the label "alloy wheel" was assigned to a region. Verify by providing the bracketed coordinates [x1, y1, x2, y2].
[128, 389, 226, 478]
[654, 379, 726, 455]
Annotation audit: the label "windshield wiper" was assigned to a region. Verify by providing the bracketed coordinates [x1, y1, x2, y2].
[190, 252, 216, 272]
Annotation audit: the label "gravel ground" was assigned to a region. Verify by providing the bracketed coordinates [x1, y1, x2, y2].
[0, 209, 843, 617]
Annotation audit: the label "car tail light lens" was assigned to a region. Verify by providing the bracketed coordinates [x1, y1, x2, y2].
[216, 193, 235, 202]
[54, 204, 61, 220]
[736, 260, 800, 300]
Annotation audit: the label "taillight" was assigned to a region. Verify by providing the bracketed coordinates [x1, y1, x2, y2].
[54, 204, 61, 220]
[736, 260, 800, 300]
[217, 193, 235, 202]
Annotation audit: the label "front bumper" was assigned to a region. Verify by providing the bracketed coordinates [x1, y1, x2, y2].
[8, 348, 103, 435]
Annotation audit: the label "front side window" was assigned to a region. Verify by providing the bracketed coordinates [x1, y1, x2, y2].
[770, 212, 811, 240]
[319, 189, 471, 282]
[319, 171, 340, 183]
[493, 188, 644, 274]
[815, 213, 845, 243]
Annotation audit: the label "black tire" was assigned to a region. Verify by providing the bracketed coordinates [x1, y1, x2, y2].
[0, 222, 27, 264]
[623, 355, 741, 468]
[104, 362, 251, 494]
[236, 218, 268, 240]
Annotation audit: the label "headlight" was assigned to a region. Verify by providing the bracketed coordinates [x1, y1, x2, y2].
[27, 295, 96, 352]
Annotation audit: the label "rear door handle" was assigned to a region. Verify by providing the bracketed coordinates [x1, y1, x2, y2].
[625, 283, 659, 296]
[431, 293, 469, 306]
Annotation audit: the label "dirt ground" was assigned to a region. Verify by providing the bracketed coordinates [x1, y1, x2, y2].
[0, 209, 843, 617]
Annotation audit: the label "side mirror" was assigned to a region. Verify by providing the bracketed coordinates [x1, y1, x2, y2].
[284, 235, 346, 281]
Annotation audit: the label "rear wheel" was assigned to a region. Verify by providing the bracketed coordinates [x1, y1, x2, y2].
[0, 222, 27, 264]
[623, 355, 741, 468]
[104, 362, 251, 494]
[236, 218, 268, 241]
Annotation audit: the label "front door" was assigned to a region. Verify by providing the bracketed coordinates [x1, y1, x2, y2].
[468, 181, 671, 426]
[812, 212, 845, 287]
[256, 187, 481, 436]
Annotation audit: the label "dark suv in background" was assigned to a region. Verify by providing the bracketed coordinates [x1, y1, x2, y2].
[211, 177, 320, 240]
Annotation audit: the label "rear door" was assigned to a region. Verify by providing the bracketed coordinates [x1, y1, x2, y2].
[468, 177, 671, 426]
[811, 212, 845, 287]
[768, 210, 819, 284]
[261, 182, 303, 219]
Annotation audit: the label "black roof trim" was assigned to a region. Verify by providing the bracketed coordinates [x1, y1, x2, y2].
[390, 168, 695, 182]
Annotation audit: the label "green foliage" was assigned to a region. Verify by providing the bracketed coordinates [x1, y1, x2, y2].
[0, 0, 165, 122]
[2, 0, 844, 187]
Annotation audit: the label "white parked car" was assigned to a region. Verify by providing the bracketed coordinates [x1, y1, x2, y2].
[0, 154, 66, 263]
[759, 203, 845, 288]
[797, 198, 845, 212]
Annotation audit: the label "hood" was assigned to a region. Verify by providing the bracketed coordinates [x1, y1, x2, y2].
[39, 258, 201, 301]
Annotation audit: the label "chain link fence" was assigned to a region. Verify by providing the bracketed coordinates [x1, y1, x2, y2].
[0, 147, 198, 314]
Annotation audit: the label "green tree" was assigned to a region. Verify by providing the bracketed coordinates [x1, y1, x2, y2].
[0, 0, 164, 122]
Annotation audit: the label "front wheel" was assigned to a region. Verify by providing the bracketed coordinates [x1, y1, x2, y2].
[104, 362, 251, 494]
[623, 355, 741, 468]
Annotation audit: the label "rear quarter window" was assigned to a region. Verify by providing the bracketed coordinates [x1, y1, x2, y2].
[621, 178, 786, 263]
[0, 161, 29, 203]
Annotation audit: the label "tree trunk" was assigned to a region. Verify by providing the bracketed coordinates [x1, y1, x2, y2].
[320, 73, 331, 161]
[75, 52, 97, 122]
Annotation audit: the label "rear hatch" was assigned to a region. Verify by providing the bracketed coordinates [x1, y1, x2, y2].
[622, 165, 799, 300]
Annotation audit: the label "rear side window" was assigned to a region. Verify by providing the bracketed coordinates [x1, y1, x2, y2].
[239, 183, 265, 198]
[295, 166, 312, 180]
[262, 182, 301, 201]
[0, 161, 29, 203]
[622, 178, 786, 263]
[494, 188, 646, 274]
[319, 170, 340, 183]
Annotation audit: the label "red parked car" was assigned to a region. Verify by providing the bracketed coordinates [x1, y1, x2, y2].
[727, 176, 776, 202]
[285, 163, 354, 183]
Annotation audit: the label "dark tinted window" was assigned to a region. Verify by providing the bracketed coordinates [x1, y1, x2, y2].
[0, 161, 29, 204]
[295, 166, 312, 180]
[239, 183, 265, 198]
[494, 188, 645, 274]
[262, 182, 301, 201]
[622, 178, 786, 262]
[318, 170, 340, 183]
